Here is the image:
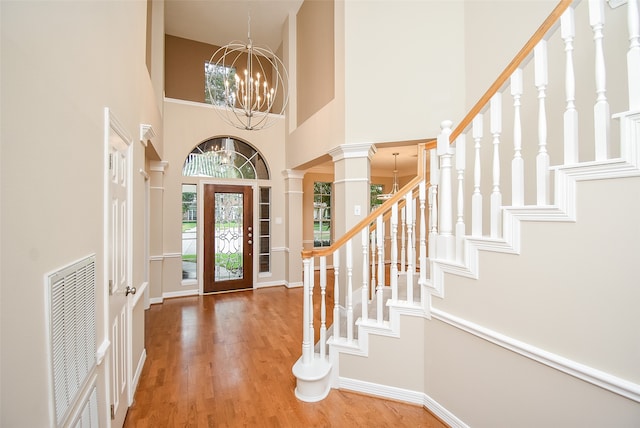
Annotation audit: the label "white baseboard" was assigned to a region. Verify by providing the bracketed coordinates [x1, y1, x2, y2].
[339, 377, 469, 428]
[130, 349, 146, 403]
[149, 296, 163, 305]
[285, 281, 303, 288]
[255, 281, 286, 288]
[163, 288, 198, 299]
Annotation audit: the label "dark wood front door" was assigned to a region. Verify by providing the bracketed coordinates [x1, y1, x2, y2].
[203, 184, 253, 293]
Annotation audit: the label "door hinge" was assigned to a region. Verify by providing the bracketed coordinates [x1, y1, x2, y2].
[110, 404, 115, 420]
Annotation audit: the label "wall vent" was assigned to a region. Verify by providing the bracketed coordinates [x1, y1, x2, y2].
[48, 254, 97, 427]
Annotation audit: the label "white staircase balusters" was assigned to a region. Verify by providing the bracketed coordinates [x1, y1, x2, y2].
[376, 215, 385, 320]
[301, 258, 313, 364]
[400, 207, 406, 273]
[455, 135, 466, 263]
[319, 256, 327, 359]
[405, 193, 415, 303]
[370, 230, 376, 300]
[411, 198, 417, 272]
[535, 40, 551, 206]
[590, 0, 610, 160]
[511, 69, 525, 206]
[346, 241, 354, 342]
[562, 6, 579, 165]
[437, 120, 455, 260]
[471, 115, 483, 237]
[490, 94, 503, 238]
[391, 202, 399, 302]
[309, 256, 315, 354]
[361, 229, 369, 324]
[333, 249, 340, 340]
[628, 0, 640, 110]
[429, 147, 439, 258]
[418, 181, 428, 310]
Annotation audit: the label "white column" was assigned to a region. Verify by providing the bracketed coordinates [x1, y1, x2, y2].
[590, 0, 610, 160]
[283, 169, 305, 287]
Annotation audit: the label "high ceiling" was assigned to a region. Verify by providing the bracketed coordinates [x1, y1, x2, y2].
[164, 0, 423, 177]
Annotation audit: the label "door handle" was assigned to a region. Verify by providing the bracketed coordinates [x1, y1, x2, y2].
[126, 286, 137, 296]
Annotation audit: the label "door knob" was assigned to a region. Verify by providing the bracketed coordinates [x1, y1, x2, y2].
[126, 286, 137, 296]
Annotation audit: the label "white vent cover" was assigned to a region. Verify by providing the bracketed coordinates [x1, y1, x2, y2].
[49, 255, 97, 427]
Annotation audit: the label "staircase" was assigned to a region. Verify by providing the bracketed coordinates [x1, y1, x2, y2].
[293, 0, 640, 425]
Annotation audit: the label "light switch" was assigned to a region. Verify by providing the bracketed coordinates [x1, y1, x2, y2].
[354, 205, 361, 216]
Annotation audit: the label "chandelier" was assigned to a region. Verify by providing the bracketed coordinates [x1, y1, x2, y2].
[207, 15, 289, 131]
[377, 153, 400, 200]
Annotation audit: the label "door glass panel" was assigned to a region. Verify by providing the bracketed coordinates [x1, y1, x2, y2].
[214, 192, 243, 281]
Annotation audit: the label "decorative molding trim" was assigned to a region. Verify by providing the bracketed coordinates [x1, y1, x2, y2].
[149, 296, 164, 305]
[284, 190, 304, 195]
[149, 186, 164, 191]
[333, 177, 370, 185]
[338, 377, 469, 428]
[131, 281, 148, 308]
[138, 168, 150, 180]
[163, 252, 182, 259]
[149, 160, 169, 173]
[271, 247, 287, 252]
[163, 288, 198, 299]
[431, 308, 640, 403]
[96, 339, 110, 365]
[255, 281, 285, 288]
[607, 0, 627, 8]
[139, 124, 156, 146]
[329, 142, 377, 162]
[282, 169, 306, 180]
[285, 281, 303, 288]
[149, 255, 164, 262]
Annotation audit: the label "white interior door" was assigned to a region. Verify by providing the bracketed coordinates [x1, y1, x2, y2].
[106, 112, 134, 427]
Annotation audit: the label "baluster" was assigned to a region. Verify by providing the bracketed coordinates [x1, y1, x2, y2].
[370, 230, 376, 299]
[333, 249, 340, 340]
[400, 207, 406, 272]
[346, 241, 353, 342]
[361, 228, 368, 323]
[411, 198, 417, 270]
[562, 7, 579, 165]
[376, 215, 384, 323]
[418, 182, 428, 309]
[511, 69, 525, 205]
[628, 0, 640, 110]
[301, 258, 312, 364]
[405, 193, 414, 303]
[590, 0, 610, 160]
[535, 40, 550, 205]
[471, 115, 483, 237]
[490, 94, 502, 238]
[455, 135, 466, 263]
[309, 256, 315, 358]
[429, 148, 439, 258]
[319, 256, 327, 359]
[391, 202, 399, 302]
[437, 120, 454, 260]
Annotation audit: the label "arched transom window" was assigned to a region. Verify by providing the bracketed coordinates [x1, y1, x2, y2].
[182, 137, 270, 179]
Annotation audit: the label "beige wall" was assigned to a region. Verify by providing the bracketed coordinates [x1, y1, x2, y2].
[1, 1, 162, 426]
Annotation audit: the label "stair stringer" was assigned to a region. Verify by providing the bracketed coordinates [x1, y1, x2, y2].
[426, 110, 640, 303]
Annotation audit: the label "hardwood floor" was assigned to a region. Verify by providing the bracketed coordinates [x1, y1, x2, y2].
[124, 286, 447, 427]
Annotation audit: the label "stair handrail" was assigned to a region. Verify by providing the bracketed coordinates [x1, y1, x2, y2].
[449, 0, 573, 144]
[301, 139, 436, 259]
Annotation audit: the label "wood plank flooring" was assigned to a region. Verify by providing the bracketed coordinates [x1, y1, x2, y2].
[124, 286, 447, 427]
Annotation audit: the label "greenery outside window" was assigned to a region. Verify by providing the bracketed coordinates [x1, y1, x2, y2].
[370, 184, 384, 211]
[314, 182, 331, 247]
[205, 62, 237, 106]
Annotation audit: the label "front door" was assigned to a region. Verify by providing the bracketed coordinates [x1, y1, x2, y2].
[203, 184, 253, 293]
[106, 111, 134, 427]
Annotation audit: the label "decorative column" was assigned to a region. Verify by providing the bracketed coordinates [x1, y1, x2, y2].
[328, 142, 377, 299]
[149, 160, 168, 304]
[283, 169, 305, 288]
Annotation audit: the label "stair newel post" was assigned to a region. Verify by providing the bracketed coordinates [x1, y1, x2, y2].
[628, 0, 640, 110]
[590, 0, 610, 160]
[361, 228, 369, 323]
[437, 120, 454, 260]
[391, 202, 399, 302]
[429, 148, 439, 258]
[319, 256, 327, 359]
[376, 215, 385, 322]
[370, 231, 376, 301]
[309, 256, 315, 358]
[490, 95, 503, 239]
[333, 248, 341, 341]
[400, 207, 406, 273]
[535, 40, 551, 206]
[561, 7, 579, 165]
[418, 181, 428, 307]
[346, 240, 354, 342]
[405, 192, 415, 303]
[455, 135, 466, 263]
[471, 116, 483, 237]
[301, 257, 313, 364]
[511, 69, 525, 205]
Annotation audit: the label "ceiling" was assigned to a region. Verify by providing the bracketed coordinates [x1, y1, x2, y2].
[164, 0, 425, 177]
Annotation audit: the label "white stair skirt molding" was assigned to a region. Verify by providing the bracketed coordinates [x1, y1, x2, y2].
[431, 308, 640, 403]
[427, 111, 640, 301]
[339, 377, 470, 428]
[292, 354, 332, 402]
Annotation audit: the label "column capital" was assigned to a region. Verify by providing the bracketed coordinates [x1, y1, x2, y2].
[328, 142, 377, 162]
[149, 161, 169, 173]
[282, 169, 306, 180]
